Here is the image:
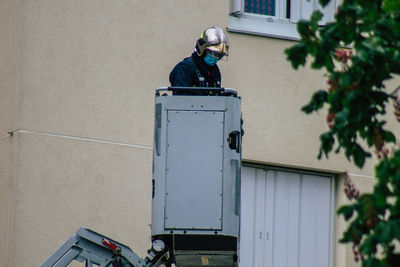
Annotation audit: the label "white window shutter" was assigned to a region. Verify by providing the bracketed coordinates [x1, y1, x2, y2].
[320, 0, 338, 24]
[290, 0, 315, 23]
[297, 0, 314, 20]
[290, 0, 301, 23]
[240, 167, 334, 267]
[292, 0, 336, 24]
[230, 0, 243, 15]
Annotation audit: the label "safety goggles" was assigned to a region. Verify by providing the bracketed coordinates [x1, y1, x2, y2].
[205, 49, 226, 61]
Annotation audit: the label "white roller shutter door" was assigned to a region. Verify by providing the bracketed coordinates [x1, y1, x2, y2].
[239, 166, 334, 267]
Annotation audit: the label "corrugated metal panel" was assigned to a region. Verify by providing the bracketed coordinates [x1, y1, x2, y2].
[239, 166, 334, 267]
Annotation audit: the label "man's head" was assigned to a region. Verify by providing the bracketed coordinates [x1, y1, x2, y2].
[195, 26, 229, 66]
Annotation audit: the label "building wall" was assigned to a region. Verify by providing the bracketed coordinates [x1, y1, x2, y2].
[0, 0, 17, 265]
[1, 1, 399, 266]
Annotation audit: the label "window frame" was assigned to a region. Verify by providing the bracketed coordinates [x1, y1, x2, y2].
[229, 0, 338, 41]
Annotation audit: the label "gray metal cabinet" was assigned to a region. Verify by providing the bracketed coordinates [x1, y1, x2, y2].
[152, 88, 242, 267]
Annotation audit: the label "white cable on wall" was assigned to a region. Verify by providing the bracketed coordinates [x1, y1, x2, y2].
[0, 129, 153, 150]
[0, 133, 12, 140]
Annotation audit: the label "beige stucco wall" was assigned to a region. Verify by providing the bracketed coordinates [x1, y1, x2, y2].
[1, 0, 399, 266]
[335, 173, 377, 267]
[9, 133, 152, 266]
[0, 0, 17, 265]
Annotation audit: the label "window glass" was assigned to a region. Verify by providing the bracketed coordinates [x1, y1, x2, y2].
[286, 0, 290, 18]
[244, 0, 275, 16]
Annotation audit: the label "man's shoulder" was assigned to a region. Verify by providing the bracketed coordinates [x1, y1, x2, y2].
[171, 57, 196, 73]
[179, 57, 195, 68]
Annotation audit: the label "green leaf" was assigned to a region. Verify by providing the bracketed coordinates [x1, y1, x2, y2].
[362, 258, 380, 267]
[353, 144, 369, 168]
[376, 222, 393, 243]
[360, 236, 377, 255]
[339, 228, 353, 243]
[285, 43, 308, 69]
[334, 109, 349, 129]
[382, 0, 400, 13]
[297, 20, 314, 38]
[374, 192, 387, 210]
[301, 90, 328, 113]
[310, 10, 323, 25]
[384, 131, 396, 143]
[376, 159, 390, 179]
[318, 0, 331, 8]
[338, 205, 354, 220]
[339, 72, 352, 87]
[358, 50, 370, 62]
[392, 220, 400, 237]
[325, 54, 335, 72]
[320, 132, 335, 156]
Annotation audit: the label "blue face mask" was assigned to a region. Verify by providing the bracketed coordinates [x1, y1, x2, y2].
[204, 54, 219, 66]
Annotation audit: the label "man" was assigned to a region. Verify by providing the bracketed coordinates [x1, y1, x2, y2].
[169, 26, 229, 93]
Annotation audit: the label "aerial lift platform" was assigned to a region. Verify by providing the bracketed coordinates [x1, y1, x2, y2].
[41, 87, 242, 267]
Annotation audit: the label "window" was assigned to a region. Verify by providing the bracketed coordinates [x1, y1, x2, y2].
[240, 166, 335, 267]
[244, 0, 276, 16]
[229, 0, 338, 40]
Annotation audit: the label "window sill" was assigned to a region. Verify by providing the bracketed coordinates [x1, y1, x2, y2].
[228, 15, 300, 41]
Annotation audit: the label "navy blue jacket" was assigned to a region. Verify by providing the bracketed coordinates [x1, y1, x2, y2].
[169, 52, 221, 88]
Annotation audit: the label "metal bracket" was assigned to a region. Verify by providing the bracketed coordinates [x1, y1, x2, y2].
[40, 228, 150, 267]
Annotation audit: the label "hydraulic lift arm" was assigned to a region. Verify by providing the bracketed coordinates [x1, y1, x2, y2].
[40, 228, 169, 267]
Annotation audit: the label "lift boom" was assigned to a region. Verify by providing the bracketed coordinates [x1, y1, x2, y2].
[40, 228, 168, 267]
